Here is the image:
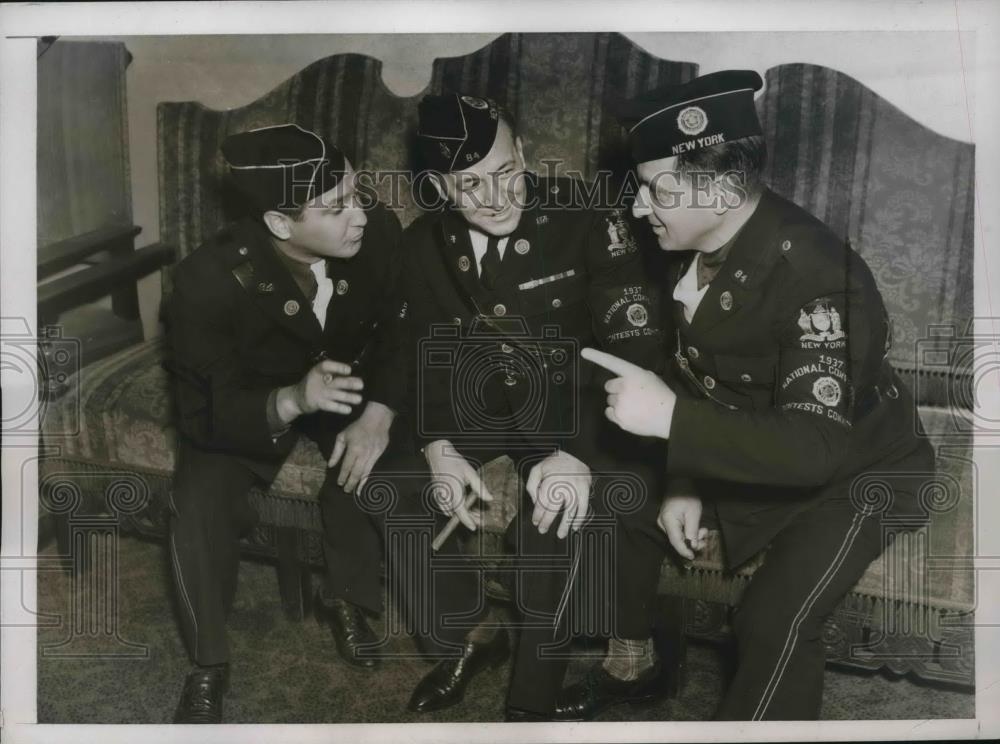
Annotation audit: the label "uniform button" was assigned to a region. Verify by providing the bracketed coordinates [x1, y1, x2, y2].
[703, 375, 716, 390]
[238, 246, 248, 256]
[493, 303, 507, 316]
[781, 239, 792, 251]
[687, 346, 700, 359]
[551, 298, 562, 308]
[501, 343, 513, 353]
[453, 316, 462, 325]
[740, 373, 752, 383]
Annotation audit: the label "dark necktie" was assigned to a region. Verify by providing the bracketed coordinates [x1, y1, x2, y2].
[480, 235, 502, 290]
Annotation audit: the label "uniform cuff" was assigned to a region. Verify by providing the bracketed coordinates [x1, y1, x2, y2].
[266, 388, 291, 438]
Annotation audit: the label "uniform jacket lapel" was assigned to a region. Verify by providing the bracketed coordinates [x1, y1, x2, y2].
[435, 210, 485, 315]
[229, 219, 324, 345]
[686, 189, 784, 336]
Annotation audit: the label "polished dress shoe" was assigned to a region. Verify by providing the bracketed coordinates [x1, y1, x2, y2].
[553, 662, 667, 721]
[173, 664, 229, 723]
[407, 630, 510, 713]
[504, 706, 553, 722]
[314, 592, 380, 669]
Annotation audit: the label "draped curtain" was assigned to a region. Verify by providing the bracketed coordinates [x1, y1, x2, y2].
[37, 40, 133, 248]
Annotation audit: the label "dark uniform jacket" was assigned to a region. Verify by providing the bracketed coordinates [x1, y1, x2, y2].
[401, 175, 663, 467]
[660, 189, 935, 567]
[166, 203, 405, 480]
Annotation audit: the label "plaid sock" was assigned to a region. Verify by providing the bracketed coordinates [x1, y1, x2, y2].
[601, 637, 657, 681]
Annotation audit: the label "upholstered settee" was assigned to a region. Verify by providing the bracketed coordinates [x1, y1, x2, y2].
[40, 33, 975, 688]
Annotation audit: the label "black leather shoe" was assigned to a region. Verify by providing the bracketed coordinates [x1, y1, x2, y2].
[407, 630, 510, 713]
[504, 706, 553, 722]
[173, 664, 229, 724]
[553, 662, 667, 721]
[315, 592, 380, 669]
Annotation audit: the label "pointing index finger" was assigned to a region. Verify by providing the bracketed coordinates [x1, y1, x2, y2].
[581, 347, 643, 377]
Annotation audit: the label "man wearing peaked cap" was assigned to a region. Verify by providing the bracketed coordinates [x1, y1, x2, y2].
[568, 71, 935, 720]
[397, 92, 671, 721]
[166, 123, 410, 722]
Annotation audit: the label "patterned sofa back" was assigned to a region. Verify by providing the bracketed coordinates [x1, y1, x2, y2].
[157, 33, 973, 407]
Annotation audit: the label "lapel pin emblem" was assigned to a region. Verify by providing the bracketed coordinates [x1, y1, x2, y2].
[336, 279, 349, 295]
[284, 300, 300, 316]
[734, 269, 748, 284]
[449, 234, 457, 244]
[720, 291, 733, 311]
[536, 215, 549, 225]
[458, 255, 471, 272]
[515, 238, 530, 255]
[256, 281, 274, 293]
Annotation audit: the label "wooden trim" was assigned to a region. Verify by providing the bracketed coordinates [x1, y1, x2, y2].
[38, 242, 175, 322]
[37, 223, 142, 279]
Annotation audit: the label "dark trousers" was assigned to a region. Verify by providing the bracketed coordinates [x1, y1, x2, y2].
[167, 438, 384, 666]
[716, 494, 886, 720]
[383, 442, 667, 716]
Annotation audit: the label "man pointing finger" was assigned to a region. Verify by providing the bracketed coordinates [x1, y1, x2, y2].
[582, 347, 676, 438]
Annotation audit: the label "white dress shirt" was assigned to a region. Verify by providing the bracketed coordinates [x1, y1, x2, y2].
[468, 230, 509, 277]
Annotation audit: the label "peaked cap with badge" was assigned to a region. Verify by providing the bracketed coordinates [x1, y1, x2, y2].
[416, 92, 503, 172]
[616, 69, 764, 163]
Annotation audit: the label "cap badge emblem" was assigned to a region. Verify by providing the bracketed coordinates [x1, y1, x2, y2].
[461, 95, 489, 110]
[626, 303, 649, 328]
[720, 290, 733, 311]
[284, 300, 300, 316]
[458, 255, 471, 272]
[336, 280, 349, 295]
[677, 105, 709, 136]
[515, 239, 530, 255]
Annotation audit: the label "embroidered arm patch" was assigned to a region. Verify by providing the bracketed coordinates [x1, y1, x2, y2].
[778, 295, 853, 428]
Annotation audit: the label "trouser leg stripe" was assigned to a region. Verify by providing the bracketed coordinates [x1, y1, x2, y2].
[751, 506, 871, 721]
[169, 489, 200, 659]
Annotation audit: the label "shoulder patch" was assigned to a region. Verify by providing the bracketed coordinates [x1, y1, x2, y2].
[795, 296, 846, 350]
[604, 209, 638, 258]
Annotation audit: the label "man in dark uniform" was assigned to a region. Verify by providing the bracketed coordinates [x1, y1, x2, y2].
[397, 92, 670, 720]
[576, 70, 935, 720]
[166, 123, 407, 723]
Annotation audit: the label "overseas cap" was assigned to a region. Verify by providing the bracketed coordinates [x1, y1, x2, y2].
[416, 92, 502, 172]
[221, 123, 347, 213]
[617, 70, 764, 163]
